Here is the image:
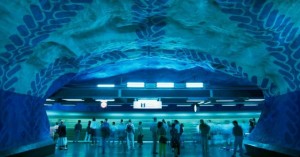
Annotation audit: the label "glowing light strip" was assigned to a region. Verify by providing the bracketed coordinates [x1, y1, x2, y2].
[215, 100, 234, 102]
[63, 99, 84, 101]
[95, 99, 115, 102]
[176, 105, 191, 107]
[244, 104, 258, 106]
[127, 82, 145, 88]
[97, 84, 115, 88]
[245, 99, 265, 101]
[156, 82, 174, 88]
[109, 105, 122, 106]
[186, 82, 203, 88]
[199, 104, 214, 106]
[46, 99, 55, 101]
[222, 104, 236, 106]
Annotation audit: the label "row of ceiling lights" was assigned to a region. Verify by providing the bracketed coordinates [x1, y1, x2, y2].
[96, 82, 204, 88]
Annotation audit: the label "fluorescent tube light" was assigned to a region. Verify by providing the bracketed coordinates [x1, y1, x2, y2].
[109, 105, 122, 107]
[215, 100, 234, 102]
[176, 105, 191, 107]
[156, 82, 174, 88]
[63, 99, 84, 101]
[245, 99, 264, 101]
[63, 104, 76, 106]
[222, 104, 236, 106]
[199, 104, 214, 107]
[95, 99, 115, 102]
[186, 82, 203, 88]
[244, 104, 258, 106]
[46, 99, 55, 101]
[127, 82, 145, 88]
[97, 84, 115, 88]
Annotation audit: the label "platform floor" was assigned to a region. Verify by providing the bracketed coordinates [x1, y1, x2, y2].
[49, 141, 248, 157]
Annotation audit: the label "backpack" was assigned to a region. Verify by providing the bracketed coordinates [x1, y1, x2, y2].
[126, 124, 133, 133]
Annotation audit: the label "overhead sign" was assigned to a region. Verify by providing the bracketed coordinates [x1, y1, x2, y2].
[133, 100, 162, 109]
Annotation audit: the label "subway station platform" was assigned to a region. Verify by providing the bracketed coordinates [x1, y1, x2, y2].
[49, 141, 248, 157]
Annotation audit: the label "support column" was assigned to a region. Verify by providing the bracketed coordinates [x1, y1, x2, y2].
[0, 90, 54, 155]
[246, 91, 300, 156]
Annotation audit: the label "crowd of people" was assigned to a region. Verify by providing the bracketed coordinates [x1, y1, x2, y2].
[50, 117, 256, 156]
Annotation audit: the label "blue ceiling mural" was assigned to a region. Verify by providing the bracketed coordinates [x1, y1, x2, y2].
[2, 0, 300, 97]
[1, 0, 300, 154]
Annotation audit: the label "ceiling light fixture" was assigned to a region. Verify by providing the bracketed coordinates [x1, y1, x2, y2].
[62, 99, 84, 101]
[97, 84, 115, 88]
[186, 82, 204, 88]
[222, 104, 236, 106]
[127, 82, 145, 88]
[199, 104, 214, 107]
[95, 99, 115, 102]
[215, 100, 234, 102]
[156, 82, 174, 88]
[245, 98, 265, 101]
[244, 104, 258, 106]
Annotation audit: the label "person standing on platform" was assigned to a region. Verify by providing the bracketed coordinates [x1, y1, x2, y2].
[90, 117, 98, 145]
[199, 119, 210, 156]
[101, 118, 110, 154]
[73, 120, 82, 143]
[126, 119, 135, 150]
[97, 121, 103, 147]
[150, 117, 158, 154]
[179, 123, 185, 148]
[57, 120, 68, 150]
[137, 121, 144, 147]
[249, 119, 255, 133]
[53, 122, 59, 147]
[232, 120, 244, 157]
[162, 119, 169, 145]
[174, 120, 181, 156]
[170, 123, 180, 157]
[84, 121, 91, 142]
[118, 119, 126, 145]
[158, 121, 167, 157]
[110, 121, 117, 145]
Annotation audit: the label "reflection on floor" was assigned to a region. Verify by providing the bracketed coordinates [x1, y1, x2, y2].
[49, 141, 249, 157]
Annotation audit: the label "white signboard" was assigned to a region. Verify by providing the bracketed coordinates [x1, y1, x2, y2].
[133, 100, 162, 109]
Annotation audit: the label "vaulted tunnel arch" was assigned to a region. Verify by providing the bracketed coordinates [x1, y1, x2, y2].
[1, 0, 300, 156]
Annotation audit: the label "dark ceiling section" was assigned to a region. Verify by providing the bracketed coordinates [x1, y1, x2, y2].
[70, 67, 255, 86]
[48, 68, 264, 110]
[49, 87, 263, 104]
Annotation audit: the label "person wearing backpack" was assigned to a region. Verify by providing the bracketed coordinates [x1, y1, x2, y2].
[126, 119, 135, 150]
[101, 118, 110, 154]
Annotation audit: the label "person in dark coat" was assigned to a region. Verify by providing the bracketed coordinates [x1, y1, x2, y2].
[57, 120, 68, 150]
[200, 119, 210, 156]
[232, 120, 244, 157]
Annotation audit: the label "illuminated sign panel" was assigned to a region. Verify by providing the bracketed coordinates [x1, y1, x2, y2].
[133, 100, 162, 109]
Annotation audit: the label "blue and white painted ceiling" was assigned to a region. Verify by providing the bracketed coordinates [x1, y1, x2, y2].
[1, 0, 300, 98]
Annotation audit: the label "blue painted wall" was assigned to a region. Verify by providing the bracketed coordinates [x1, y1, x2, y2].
[250, 91, 300, 150]
[0, 90, 50, 151]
